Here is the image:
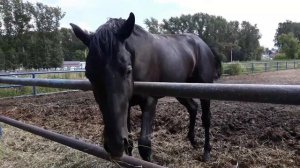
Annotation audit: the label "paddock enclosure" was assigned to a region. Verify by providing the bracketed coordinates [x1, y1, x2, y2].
[0, 69, 300, 167]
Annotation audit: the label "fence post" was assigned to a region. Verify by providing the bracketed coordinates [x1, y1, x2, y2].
[251, 63, 254, 73]
[276, 62, 279, 71]
[32, 73, 36, 96]
[294, 61, 296, 69]
[264, 63, 267, 72]
[286, 61, 288, 70]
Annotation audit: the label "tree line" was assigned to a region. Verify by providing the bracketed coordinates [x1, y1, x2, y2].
[145, 13, 263, 62]
[145, 14, 300, 61]
[0, 0, 86, 71]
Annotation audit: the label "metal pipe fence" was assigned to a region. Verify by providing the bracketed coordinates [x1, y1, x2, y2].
[0, 70, 85, 76]
[0, 116, 165, 168]
[1, 76, 300, 167]
[0, 70, 85, 96]
[223, 60, 300, 75]
[1, 77, 300, 105]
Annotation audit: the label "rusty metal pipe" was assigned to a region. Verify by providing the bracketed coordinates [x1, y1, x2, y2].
[0, 116, 165, 168]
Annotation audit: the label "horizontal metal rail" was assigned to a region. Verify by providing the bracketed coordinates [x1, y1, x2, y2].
[0, 70, 85, 76]
[0, 116, 165, 168]
[0, 77, 91, 90]
[1, 77, 300, 105]
[134, 82, 300, 105]
[0, 84, 23, 88]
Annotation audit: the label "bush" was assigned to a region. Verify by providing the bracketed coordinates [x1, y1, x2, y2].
[274, 53, 287, 60]
[223, 62, 246, 75]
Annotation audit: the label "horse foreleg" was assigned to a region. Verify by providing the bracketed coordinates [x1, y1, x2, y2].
[138, 97, 157, 161]
[125, 106, 133, 156]
[200, 99, 211, 162]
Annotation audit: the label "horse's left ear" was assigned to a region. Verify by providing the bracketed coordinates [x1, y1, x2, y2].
[117, 12, 135, 41]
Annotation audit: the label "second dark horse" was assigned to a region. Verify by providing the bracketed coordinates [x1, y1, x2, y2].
[71, 12, 222, 162]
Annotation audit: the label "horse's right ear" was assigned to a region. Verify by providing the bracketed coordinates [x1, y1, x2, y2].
[70, 23, 90, 46]
[117, 12, 135, 41]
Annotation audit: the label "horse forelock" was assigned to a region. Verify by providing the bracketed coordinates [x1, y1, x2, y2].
[91, 24, 119, 61]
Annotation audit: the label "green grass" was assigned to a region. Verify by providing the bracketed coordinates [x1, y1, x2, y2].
[0, 72, 85, 98]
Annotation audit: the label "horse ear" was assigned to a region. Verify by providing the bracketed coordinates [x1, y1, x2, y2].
[70, 23, 90, 46]
[117, 12, 135, 41]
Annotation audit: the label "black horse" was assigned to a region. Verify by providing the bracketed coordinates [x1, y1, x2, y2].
[71, 12, 221, 162]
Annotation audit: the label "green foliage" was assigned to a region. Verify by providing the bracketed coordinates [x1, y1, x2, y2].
[0, 86, 32, 97]
[144, 13, 262, 62]
[0, 0, 67, 70]
[223, 62, 246, 75]
[277, 33, 300, 59]
[144, 18, 161, 34]
[254, 46, 264, 61]
[275, 20, 300, 47]
[274, 53, 288, 60]
[60, 28, 86, 61]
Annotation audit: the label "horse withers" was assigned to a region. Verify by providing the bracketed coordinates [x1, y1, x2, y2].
[70, 12, 222, 162]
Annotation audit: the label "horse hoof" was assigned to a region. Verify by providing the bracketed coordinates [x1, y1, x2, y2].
[202, 152, 211, 162]
[138, 139, 152, 161]
[139, 147, 152, 161]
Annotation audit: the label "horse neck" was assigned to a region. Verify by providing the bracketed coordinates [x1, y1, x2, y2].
[126, 30, 154, 57]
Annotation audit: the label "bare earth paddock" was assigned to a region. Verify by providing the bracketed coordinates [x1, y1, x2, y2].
[0, 69, 300, 168]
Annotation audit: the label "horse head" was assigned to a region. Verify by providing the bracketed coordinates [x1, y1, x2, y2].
[71, 13, 135, 158]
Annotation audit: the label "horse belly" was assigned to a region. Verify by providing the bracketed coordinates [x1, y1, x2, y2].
[159, 53, 196, 82]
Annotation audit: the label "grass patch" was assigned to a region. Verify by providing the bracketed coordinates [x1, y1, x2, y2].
[0, 86, 33, 98]
[223, 62, 246, 75]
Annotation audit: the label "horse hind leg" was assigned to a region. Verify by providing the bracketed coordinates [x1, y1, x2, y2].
[200, 99, 211, 162]
[176, 98, 199, 148]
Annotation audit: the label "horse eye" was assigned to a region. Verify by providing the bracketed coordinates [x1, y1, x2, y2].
[126, 65, 132, 75]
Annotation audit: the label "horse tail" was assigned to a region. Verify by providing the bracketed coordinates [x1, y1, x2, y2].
[210, 47, 222, 79]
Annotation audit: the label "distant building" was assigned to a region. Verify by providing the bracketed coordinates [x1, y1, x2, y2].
[63, 61, 85, 70]
[262, 48, 278, 60]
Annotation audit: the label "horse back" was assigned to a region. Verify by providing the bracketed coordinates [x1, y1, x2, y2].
[129, 33, 218, 83]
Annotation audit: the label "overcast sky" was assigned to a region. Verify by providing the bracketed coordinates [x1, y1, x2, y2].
[26, 0, 300, 49]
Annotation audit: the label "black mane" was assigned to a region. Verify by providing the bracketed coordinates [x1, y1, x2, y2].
[97, 18, 147, 35]
[90, 18, 147, 61]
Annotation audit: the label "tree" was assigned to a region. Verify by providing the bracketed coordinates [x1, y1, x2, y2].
[0, 1, 66, 70]
[144, 17, 161, 34]
[277, 33, 300, 59]
[275, 21, 300, 47]
[145, 13, 262, 61]
[0, 48, 5, 70]
[27, 2, 65, 68]
[238, 21, 261, 61]
[60, 28, 86, 61]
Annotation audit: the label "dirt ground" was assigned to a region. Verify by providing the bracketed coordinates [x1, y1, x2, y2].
[0, 69, 300, 168]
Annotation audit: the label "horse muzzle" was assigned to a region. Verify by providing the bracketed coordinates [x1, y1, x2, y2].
[104, 137, 129, 159]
